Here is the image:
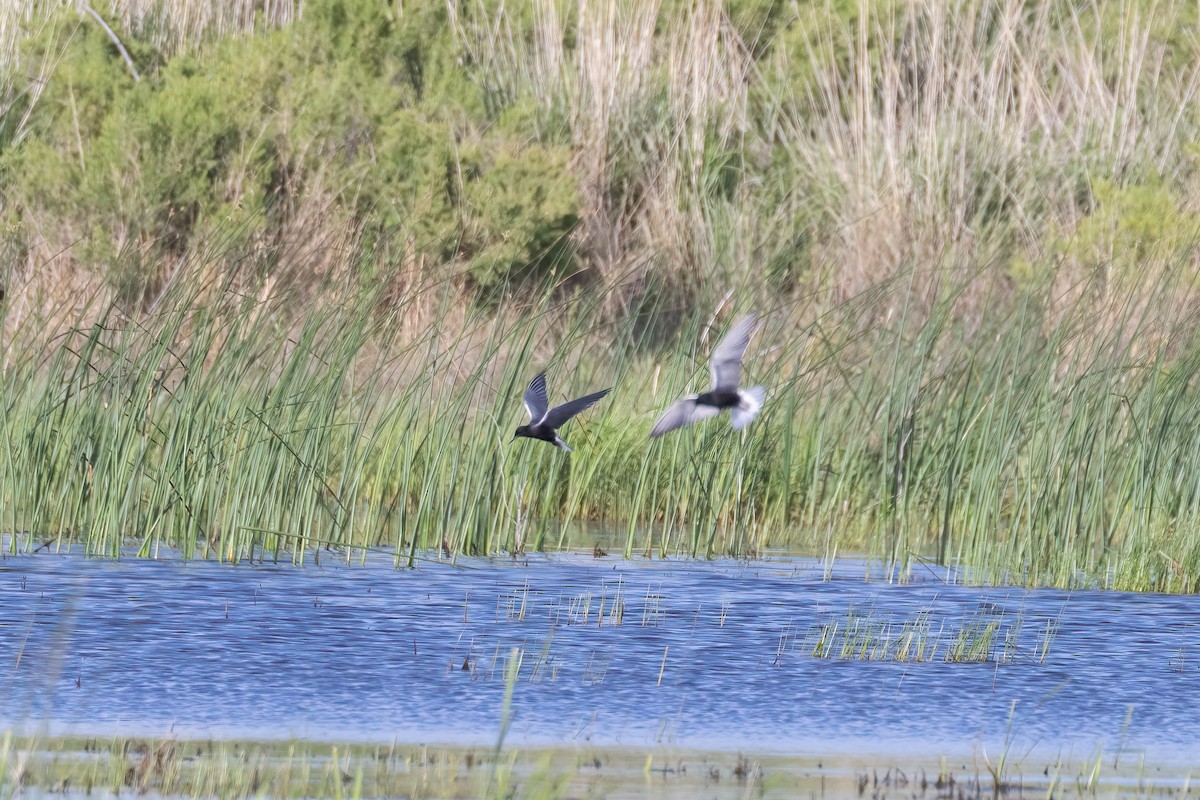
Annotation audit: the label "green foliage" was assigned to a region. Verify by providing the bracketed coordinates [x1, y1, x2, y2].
[1011, 178, 1200, 290]
[2, 0, 579, 302]
[723, 0, 791, 53]
[460, 144, 580, 290]
[1064, 179, 1200, 276]
[762, 0, 895, 98]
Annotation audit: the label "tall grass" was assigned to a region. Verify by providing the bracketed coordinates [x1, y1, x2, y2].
[4, 0, 1200, 589]
[3, 1, 298, 65]
[4, 245, 1200, 593]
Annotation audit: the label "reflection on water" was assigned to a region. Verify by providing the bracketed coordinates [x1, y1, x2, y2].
[1, 550, 1198, 761]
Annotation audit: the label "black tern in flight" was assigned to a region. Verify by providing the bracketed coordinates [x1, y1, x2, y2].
[650, 315, 765, 438]
[513, 372, 611, 451]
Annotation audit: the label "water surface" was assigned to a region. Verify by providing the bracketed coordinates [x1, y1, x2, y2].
[2, 551, 1198, 763]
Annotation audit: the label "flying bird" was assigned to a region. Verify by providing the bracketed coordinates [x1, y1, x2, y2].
[513, 372, 611, 451]
[650, 315, 765, 438]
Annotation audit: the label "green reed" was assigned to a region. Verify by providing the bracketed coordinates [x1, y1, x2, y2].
[5, 238, 1200, 593]
[807, 603, 1060, 664]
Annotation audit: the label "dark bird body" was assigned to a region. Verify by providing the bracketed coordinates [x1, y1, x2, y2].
[650, 315, 765, 438]
[513, 372, 610, 452]
[694, 388, 741, 409]
[513, 421, 563, 447]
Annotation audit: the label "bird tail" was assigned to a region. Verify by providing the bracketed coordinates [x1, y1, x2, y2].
[731, 386, 765, 430]
[554, 436, 573, 452]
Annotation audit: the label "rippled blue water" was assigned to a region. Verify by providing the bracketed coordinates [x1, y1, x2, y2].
[2, 551, 1198, 760]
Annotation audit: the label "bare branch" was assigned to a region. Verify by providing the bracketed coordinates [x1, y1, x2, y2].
[78, 2, 140, 82]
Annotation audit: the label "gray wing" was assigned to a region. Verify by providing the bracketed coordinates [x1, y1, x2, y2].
[709, 315, 757, 391]
[523, 372, 549, 423]
[541, 387, 611, 428]
[649, 396, 721, 438]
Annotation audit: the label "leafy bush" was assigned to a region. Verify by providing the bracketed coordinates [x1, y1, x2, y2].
[460, 144, 580, 290]
[1066, 179, 1200, 272]
[2, 0, 581, 303]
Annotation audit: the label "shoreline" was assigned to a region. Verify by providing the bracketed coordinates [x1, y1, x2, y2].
[4, 730, 1196, 799]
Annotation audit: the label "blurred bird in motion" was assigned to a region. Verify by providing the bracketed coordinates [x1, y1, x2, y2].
[650, 315, 764, 438]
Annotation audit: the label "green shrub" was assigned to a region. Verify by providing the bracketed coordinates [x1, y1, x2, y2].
[1061, 179, 1200, 282]
[460, 144, 580, 291]
[1, 0, 583, 302]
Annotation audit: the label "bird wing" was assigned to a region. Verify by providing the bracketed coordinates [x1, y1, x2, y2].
[541, 387, 611, 429]
[709, 315, 757, 391]
[523, 372, 550, 423]
[649, 396, 720, 438]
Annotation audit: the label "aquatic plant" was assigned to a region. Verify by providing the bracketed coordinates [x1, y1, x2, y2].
[806, 602, 1061, 663]
[6, 246, 1200, 592]
[0, 731, 1188, 800]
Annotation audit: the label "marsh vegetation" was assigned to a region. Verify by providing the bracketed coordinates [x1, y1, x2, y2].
[0, 731, 1193, 800]
[4, 0, 1200, 590]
